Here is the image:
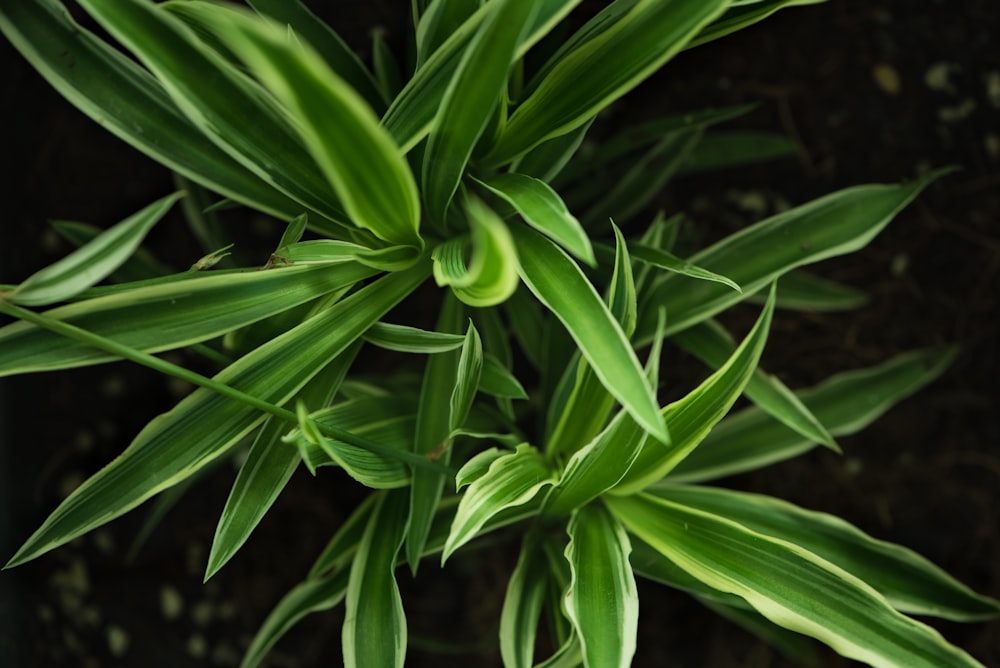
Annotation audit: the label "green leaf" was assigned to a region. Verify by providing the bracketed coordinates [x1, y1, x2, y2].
[759, 270, 869, 312]
[579, 127, 702, 227]
[628, 242, 741, 293]
[76, 0, 352, 227]
[612, 286, 776, 494]
[181, 2, 423, 248]
[512, 224, 668, 443]
[631, 537, 823, 664]
[636, 170, 948, 342]
[205, 347, 359, 581]
[443, 443, 555, 561]
[0, 0, 318, 224]
[246, 0, 385, 111]
[449, 322, 483, 432]
[50, 219, 173, 283]
[382, 0, 584, 153]
[292, 397, 415, 489]
[647, 485, 1000, 621]
[564, 504, 638, 668]
[343, 490, 409, 668]
[241, 569, 350, 668]
[671, 319, 837, 450]
[422, 0, 536, 223]
[511, 116, 595, 182]
[500, 530, 548, 668]
[309, 494, 376, 579]
[5, 265, 427, 567]
[371, 28, 402, 102]
[479, 355, 528, 400]
[0, 261, 378, 376]
[363, 322, 466, 354]
[689, 0, 826, 48]
[474, 172, 595, 266]
[432, 198, 521, 307]
[556, 104, 757, 186]
[607, 493, 985, 668]
[7, 193, 182, 306]
[669, 347, 958, 483]
[484, 0, 730, 164]
[543, 310, 666, 516]
[406, 294, 465, 572]
[415, 0, 476, 61]
[677, 130, 796, 175]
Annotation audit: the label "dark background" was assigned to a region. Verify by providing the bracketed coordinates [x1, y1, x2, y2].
[2, 1, 997, 666]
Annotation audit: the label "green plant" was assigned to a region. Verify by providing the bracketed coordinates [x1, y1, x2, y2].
[1, 0, 996, 666]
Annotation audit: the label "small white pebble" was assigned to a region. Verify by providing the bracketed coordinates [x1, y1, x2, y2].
[57, 472, 86, 500]
[211, 642, 241, 666]
[845, 458, 864, 476]
[185, 542, 204, 576]
[924, 62, 955, 93]
[78, 605, 102, 628]
[160, 585, 185, 621]
[984, 133, 1000, 160]
[188, 633, 209, 659]
[167, 376, 195, 397]
[92, 529, 115, 555]
[100, 374, 127, 397]
[73, 430, 95, 453]
[986, 71, 1000, 108]
[216, 600, 237, 620]
[106, 625, 130, 657]
[891, 253, 909, 277]
[938, 98, 977, 123]
[50, 559, 90, 596]
[191, 599, 215, 627]
[872, 63, 901, 96]
[728, 189, 768, 215]
[37, 604, 55, 623]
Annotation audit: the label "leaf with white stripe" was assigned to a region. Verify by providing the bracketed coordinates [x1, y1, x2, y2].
[563, 504, 638, 668]
[443, 443, 555, 561]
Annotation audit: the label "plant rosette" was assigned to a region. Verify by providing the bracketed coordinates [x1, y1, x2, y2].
[1, 1, 996, 667]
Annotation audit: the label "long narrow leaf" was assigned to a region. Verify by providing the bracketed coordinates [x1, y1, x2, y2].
[406, 295, 465, 572]
[647, 485, 1000, 621]
[0, 0, 319, 223]
[5, 264, 428, 567]
[671, 318, 836, 449]
[636, 170, 947, 341]
[512, 224, 667, 443]
[422, 0, 536, 223]
[343, 490, 409, 668]
[669, 347, 958, 482]
[205, 345, 360, 580]
[382, 0, 583, 152]
[241, 569, 350, 668]
[443, 443, 555, 561]
[178, 2, 422, 248]
[563, 504, 638, 668]
[247, 0, 385, 110]
[500, 530, 549, 668]
[475, 173, 595, 265]
[0, 261, 377, 376]
[77, 0, 352, 226]
[612, 286, 776, 493]
[484, 0, 730, 164]
[607, 493, 984, 667]
[8, 193, 182, 306]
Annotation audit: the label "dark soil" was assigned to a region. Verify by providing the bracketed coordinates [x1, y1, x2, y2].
[2, 1, 998, 667]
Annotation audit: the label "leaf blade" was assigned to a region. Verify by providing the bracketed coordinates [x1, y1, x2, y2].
[511, 224, 667, 443]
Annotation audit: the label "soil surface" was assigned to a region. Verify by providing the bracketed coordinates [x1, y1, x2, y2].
[2, 1, 998, 666]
